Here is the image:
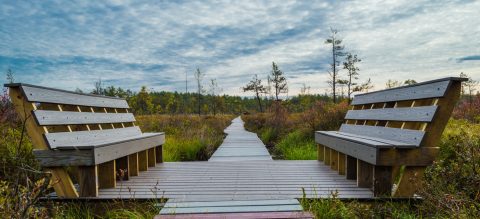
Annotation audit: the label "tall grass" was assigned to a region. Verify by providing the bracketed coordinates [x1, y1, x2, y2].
[136, 114, 233, 161]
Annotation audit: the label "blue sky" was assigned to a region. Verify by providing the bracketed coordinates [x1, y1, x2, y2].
[1, 0, 479, 95]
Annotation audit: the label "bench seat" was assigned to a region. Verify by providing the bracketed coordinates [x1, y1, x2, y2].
[34, 132, 165, 167]
[316, 131, 414, 165]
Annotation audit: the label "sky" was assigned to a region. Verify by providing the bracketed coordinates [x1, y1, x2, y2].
[1, 0, 479, 96]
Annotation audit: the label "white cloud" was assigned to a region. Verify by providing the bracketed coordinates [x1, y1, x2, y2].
[0, 0, 479, 95]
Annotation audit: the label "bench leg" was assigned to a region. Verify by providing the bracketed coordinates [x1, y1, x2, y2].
[98, 161, 116, 189]
[338, 153, 346, 175]
[324, 147, 331, 166]
[346, 155, 357, 180]
[138, 150, 148, 171]
[394, 166, 425, 197]
[374, 166, 393, 196]
[156, 145, 163, 163]
[116, 156, 130, 181]
[317, 145, 325, 161]
[78, 166, 98, 197]
[129, 153, 139, 176]
[148, 148, 156, 167]
[330, 150, 339, 171]
[357, 159, 373, 188]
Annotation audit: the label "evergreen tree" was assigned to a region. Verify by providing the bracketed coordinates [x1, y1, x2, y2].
[268, 62, 288, 101]
[325, 28, 345, 103]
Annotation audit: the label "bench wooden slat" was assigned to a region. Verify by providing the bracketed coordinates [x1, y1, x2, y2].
[315, 132, 377, 164]
[351, 80, 450, 105]
[318, 131, 415, 147]
[34, 110, 135, 125]
[45, 126, 142, 149]
[8, 83, 130, 108]
[340, 124, 424, 147]
[345, 105, 438, 122]
[34, 133, 165, 166]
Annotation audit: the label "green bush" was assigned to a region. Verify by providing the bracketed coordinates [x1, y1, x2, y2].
[419, 119, 480, 217]
[275, 130, 316, 160]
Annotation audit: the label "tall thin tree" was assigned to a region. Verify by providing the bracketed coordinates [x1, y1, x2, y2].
[194, 68, 204, 116]
[268, 62, 288, 101]
[325, 27, 345, 103]
[243, 74, 267, 112]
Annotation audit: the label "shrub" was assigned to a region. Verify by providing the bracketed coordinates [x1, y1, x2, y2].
[419, 119, 480, 217]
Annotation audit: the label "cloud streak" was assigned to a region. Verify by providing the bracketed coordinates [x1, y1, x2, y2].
[0, 0, 479, 95]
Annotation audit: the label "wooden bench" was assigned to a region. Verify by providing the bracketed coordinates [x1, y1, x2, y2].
[315, 77, 466, 197]
[5, 83, 165, 198]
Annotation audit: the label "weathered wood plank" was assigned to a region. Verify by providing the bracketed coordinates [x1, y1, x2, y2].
[93, 133, 164, 164]
[34, 110, 135, 125]
[33, 149, 94, 166]
[345, 106, 438, 122]
[351, 79, 451, 105]
[44, 126, 142, 149]
[6, 83, 130, 108]
[315, 132, 377, 164]
[339, 124, 425, 147]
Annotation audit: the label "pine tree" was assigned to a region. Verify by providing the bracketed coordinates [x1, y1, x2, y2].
[268, 62, 288, 101]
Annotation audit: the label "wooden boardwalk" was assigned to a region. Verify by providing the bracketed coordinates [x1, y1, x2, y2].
[209, 117, 271, 161]
[91, 116, 372, 216]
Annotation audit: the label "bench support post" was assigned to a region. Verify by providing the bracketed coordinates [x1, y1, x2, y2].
[338, 153, 346, 175]
[373, 166, 393, 196]
[357, 159, 373, 188]
[98, 161, 116, 188]
[317, 145, 325, 161]
[138, 150, 148, 171]
[324, 147, 331, 166]
[78, 166, 98, 197]
[129, 153, 139, 176]
[345, 155, 357, 180]
[330, 150, 339, 171]
[148, 148, 156, 167]
[156, 145, 163, 163]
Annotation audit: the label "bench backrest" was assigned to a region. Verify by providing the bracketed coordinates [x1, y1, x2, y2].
[5, 83, 140, 150]
[343, 77, 466, 147]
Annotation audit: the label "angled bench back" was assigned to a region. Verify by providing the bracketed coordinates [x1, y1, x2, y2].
[342, 77, 466, 147]
[6, 83, 140, 150]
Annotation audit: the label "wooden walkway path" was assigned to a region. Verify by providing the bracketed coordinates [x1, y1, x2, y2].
[209, 117, 271, 161]
[91, 117, 372, 216]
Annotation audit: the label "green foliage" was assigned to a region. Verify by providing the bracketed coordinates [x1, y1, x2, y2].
[275, 130, 316, 160]
[419, 119, 480, 217]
